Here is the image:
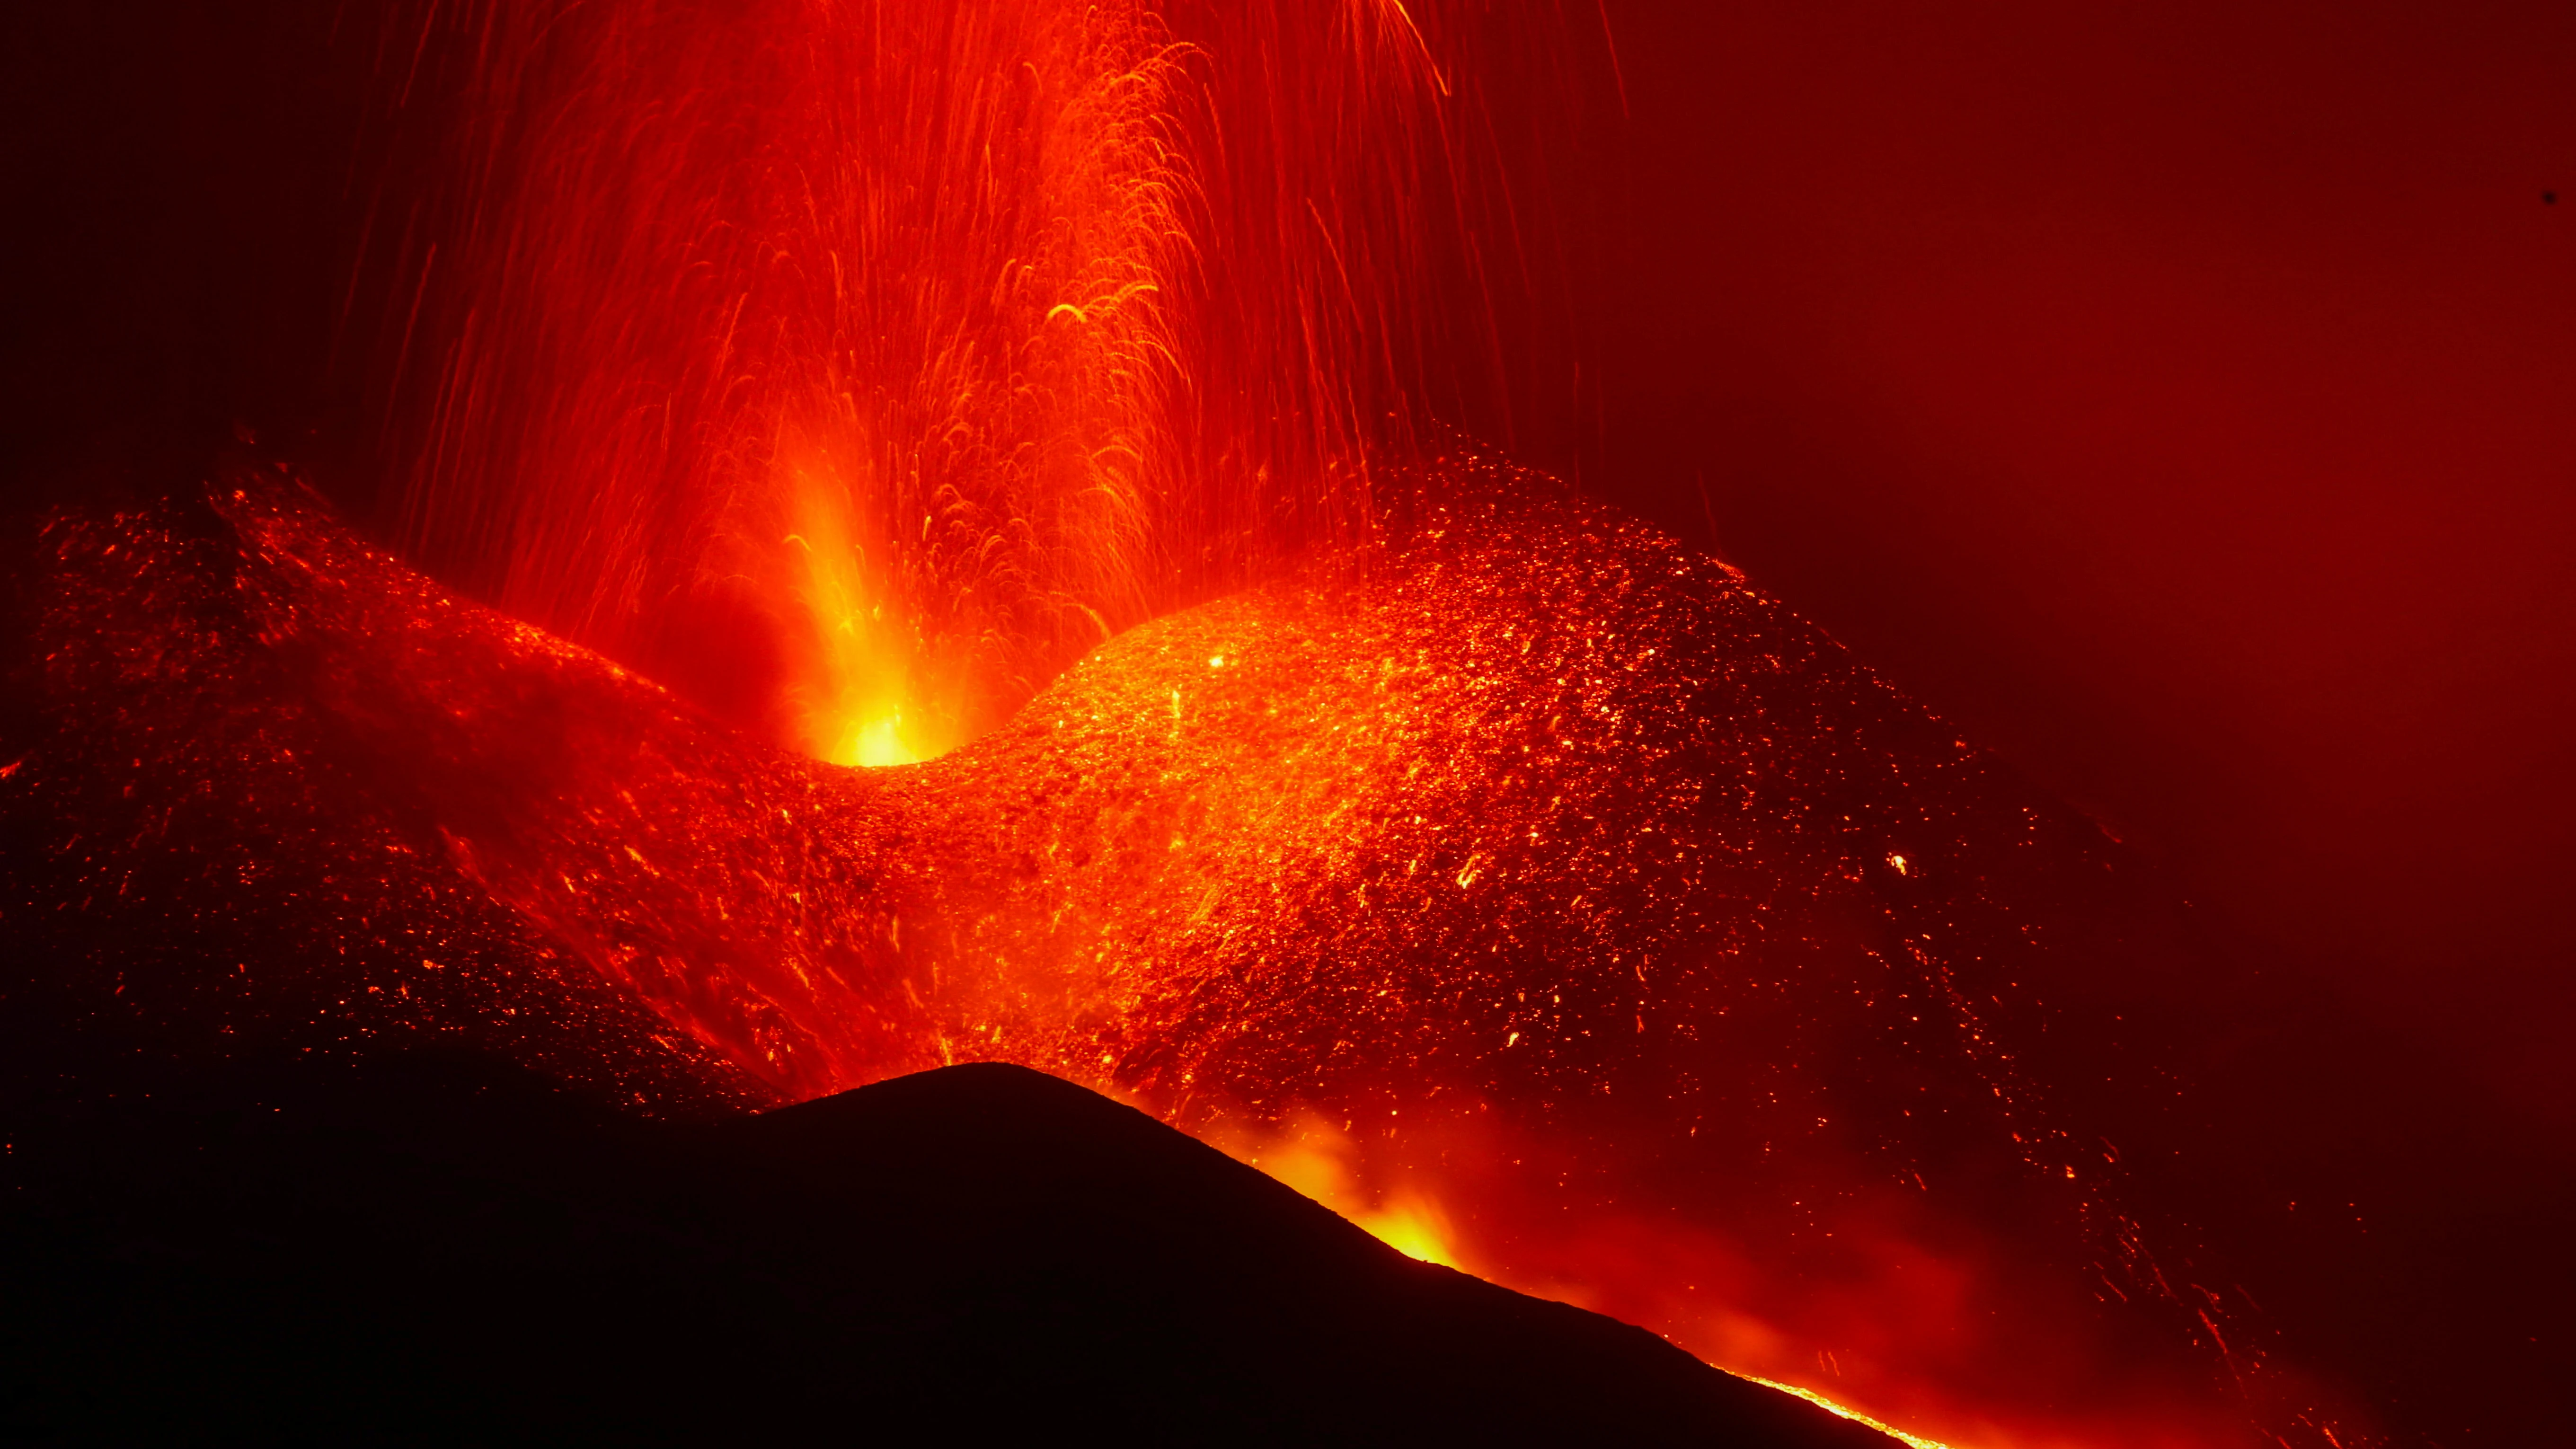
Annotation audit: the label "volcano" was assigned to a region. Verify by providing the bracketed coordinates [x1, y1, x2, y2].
[15, 0, 2549, 1440]
[0, 1053, 1907, 1446]
[1, 456, 2325, 1445]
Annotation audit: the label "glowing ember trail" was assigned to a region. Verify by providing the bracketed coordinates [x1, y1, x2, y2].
[0, 2, 2378, 1446]
[1743, 1378, 1958, 1449]
[375, 0, 1510, 762]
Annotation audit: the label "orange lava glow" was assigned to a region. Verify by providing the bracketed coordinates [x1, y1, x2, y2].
[0, 5, 2382, 1448]
[1211, 1114, 1462, 1269]
[10, 468, 2368, 1449]
[377, 0, 1524, 760]
[1742, 1377, 1959, 1449]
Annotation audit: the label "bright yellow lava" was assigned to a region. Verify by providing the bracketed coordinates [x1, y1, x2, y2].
[778, 460, 941, 769]
[1229, 1119, 1460, 1268]
[819, 712, 923, 768]
[1738, 1374, 1958, 1449]
[1349, 1200, 1459, 1269]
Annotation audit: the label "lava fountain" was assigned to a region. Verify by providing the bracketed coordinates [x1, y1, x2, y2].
[0, 3, 2374, 1448]
[7, 461, 2362, 1449]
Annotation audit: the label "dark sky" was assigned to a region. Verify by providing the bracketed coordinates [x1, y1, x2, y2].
[1576, 3, 2575, 1434]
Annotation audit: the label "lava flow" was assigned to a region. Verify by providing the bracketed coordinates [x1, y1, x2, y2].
[0, 1, 2378, 1446]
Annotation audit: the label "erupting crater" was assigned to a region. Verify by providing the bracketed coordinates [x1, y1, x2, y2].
[1, 454, 2343, 1447]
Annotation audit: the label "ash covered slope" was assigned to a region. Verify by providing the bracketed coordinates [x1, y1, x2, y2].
[0, 1056, 1899, 1447]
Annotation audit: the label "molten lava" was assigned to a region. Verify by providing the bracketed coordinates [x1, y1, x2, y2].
[0, 1, 2382, 1446]
[372, 0, 1516, 760]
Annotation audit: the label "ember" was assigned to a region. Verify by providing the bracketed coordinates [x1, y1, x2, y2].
[0, 1, 2391, 1445]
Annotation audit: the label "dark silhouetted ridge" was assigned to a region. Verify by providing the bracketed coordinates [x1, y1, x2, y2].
[0, 1052, 1897, 1447]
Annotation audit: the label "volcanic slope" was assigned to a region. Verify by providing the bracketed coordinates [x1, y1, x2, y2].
[0, 454, 2337, 1444]
[0, 1055, 1902, 1446]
